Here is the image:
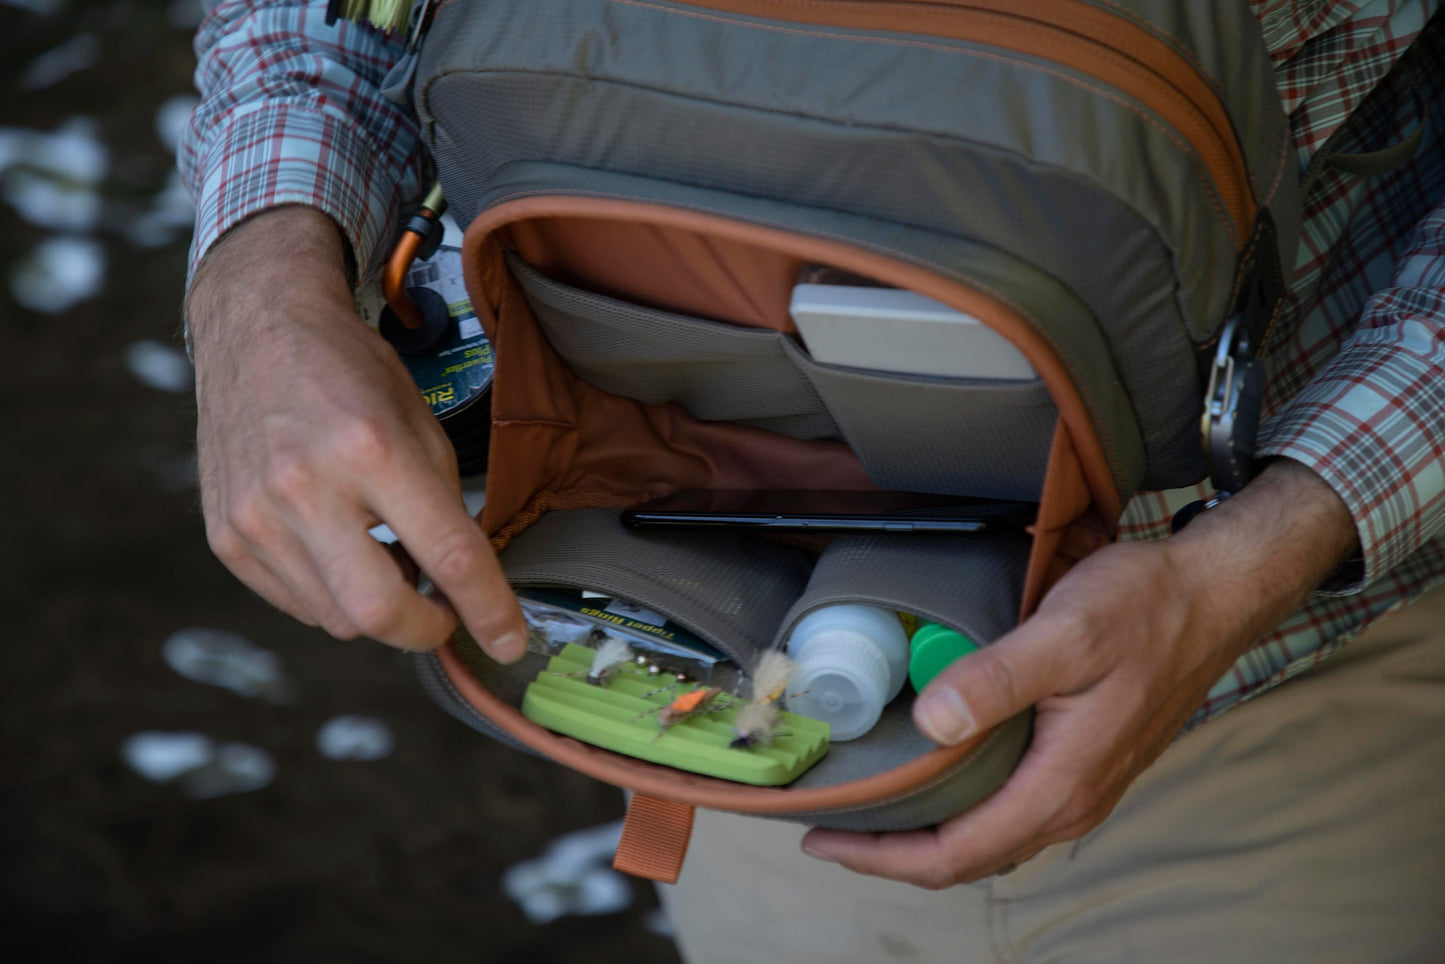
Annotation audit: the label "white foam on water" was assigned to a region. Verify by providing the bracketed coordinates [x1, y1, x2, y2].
[2, 168, 102, 231]
[0, 117, 109, 184]
[20, 32, 100, 90]
[316, 715, 395, 761]
[125, 339, 193, 393]
[122, 731, 215, 782]
[123, 731, 276, 798]
[161, 627, 294, 703]
[10, 236, 105, 314]
[181, 742, 276, 799]
[500, 820, 633, 924]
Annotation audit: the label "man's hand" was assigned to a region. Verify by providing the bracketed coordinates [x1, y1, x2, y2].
[185, 206, 526, 660]
[800, 459, 1358, 888]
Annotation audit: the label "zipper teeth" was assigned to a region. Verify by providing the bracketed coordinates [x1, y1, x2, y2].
[669, 0, 1255, 240]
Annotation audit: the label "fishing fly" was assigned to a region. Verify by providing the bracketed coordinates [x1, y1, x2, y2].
[730, 699, 784, 749]
[550, 633, 634, 687]
[634, 686, 729, 741]
[730, 650, 799, 749]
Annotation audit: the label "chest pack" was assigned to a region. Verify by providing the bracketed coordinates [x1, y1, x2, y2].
[392, 0, 1300, 883]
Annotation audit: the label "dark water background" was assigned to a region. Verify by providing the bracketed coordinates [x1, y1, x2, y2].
[0, 3, 679, 960]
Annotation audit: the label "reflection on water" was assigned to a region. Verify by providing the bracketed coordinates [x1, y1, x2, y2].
[162, 627, 294, 704]
[125, 339, 193, 393]
[316, 714, 395, 761]
[20, 32, 100, 90]
[501, 820, 634, 924]
[121, 731, 277, 799]
[10, 235, 105, 313]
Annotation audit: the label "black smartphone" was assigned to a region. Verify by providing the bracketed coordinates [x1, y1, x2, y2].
[621, 489, 1036, 534]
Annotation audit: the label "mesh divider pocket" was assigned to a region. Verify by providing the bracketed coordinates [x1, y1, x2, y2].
[774, 533, 1033, 803]
[783, 339, 1056, 501]
[776, 532, 1031, 646]
[508, 252, 837, 440]
[497, 507, 814, 670]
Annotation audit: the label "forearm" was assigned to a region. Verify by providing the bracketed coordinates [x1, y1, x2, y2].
[1164, 459, 1359, 661]
[186, 206, 354, 351]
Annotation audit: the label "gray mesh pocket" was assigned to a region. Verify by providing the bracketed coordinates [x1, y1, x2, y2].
[775, 532, 1030, 647]
[497, 507, 814, 667]
[784, 339, 1055, 501]
[507, 253, 837, 440]
[770, 533, 1033, 825]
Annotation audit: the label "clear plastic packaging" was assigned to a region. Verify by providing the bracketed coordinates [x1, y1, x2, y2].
[518, 589, 725, 683]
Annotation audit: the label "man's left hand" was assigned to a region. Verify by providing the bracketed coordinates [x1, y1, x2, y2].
[799, 459, 1358, 889]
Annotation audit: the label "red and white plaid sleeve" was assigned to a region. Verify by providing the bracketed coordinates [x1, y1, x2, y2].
[178, 0, 427, 284]
[1258, 205, 1445, 590]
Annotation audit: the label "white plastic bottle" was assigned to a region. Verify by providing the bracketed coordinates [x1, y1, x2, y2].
[784, 605, 910, 742]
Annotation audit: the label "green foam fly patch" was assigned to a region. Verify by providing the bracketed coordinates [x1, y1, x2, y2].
[522, 644, 830, 786]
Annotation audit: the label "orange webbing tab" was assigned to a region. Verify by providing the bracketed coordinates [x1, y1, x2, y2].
[613, 795, 696, 884]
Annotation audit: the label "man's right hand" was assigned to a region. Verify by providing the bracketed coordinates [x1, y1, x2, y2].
[185, 206, 526, 661]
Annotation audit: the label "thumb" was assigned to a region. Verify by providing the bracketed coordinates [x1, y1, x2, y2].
[912, 619, 1066, 746]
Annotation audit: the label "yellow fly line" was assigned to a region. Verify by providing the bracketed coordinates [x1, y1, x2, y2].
[327, 0, 416, 34]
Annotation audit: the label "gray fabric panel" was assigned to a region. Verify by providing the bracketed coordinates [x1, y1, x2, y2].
[420, 64, 1224, 403]
[786, 340, 1055, 502]
[497, 508, 814, 667]
[415, 0, 1267, 398]
[774, 533, 1030, 650]
[506, 252, 838, 440]
[1091, 1, 1299, 220]
[768, 709, 1033, 832]
[416, 55, 1209, 487]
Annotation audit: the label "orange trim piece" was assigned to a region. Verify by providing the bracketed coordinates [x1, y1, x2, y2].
[383, 230, 426, 330]
[664, 0, 1255, 241]
[614, 795, 696, 883]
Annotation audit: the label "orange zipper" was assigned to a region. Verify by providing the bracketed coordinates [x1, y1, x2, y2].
[666, 0, 1256, 243]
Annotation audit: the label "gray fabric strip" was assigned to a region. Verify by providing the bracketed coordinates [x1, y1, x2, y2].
[774, 533, 1031, 651]
[784, 340, 1056, 502]
[507, 252, 838, 440]
[498, 508, 815, 667]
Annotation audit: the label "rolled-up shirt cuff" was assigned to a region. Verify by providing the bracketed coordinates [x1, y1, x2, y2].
[186, 102, 403, 287]
[1257, 323, 1445, 594]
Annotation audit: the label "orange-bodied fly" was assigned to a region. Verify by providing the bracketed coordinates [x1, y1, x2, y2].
[634, 685, 729, 741]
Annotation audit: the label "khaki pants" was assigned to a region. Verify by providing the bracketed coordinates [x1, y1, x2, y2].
[660, 585, 1445, 963]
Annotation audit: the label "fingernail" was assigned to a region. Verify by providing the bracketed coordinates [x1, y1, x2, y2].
[800, 843, 837, 864]
[915, 687, 975, 745]
[490, 631, 526, 663]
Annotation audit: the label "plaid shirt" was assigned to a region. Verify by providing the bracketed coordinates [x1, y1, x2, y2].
[180, 1, 1445, 726]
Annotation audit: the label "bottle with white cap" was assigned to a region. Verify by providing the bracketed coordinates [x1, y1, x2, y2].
[784, 604, 911, 742]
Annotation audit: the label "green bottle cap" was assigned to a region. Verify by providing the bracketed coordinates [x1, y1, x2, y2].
[908, 622, 979, 691]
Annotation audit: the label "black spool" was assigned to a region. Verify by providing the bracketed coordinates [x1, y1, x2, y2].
[438, 386, 493, 479]
[379, 286, 451, 356]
